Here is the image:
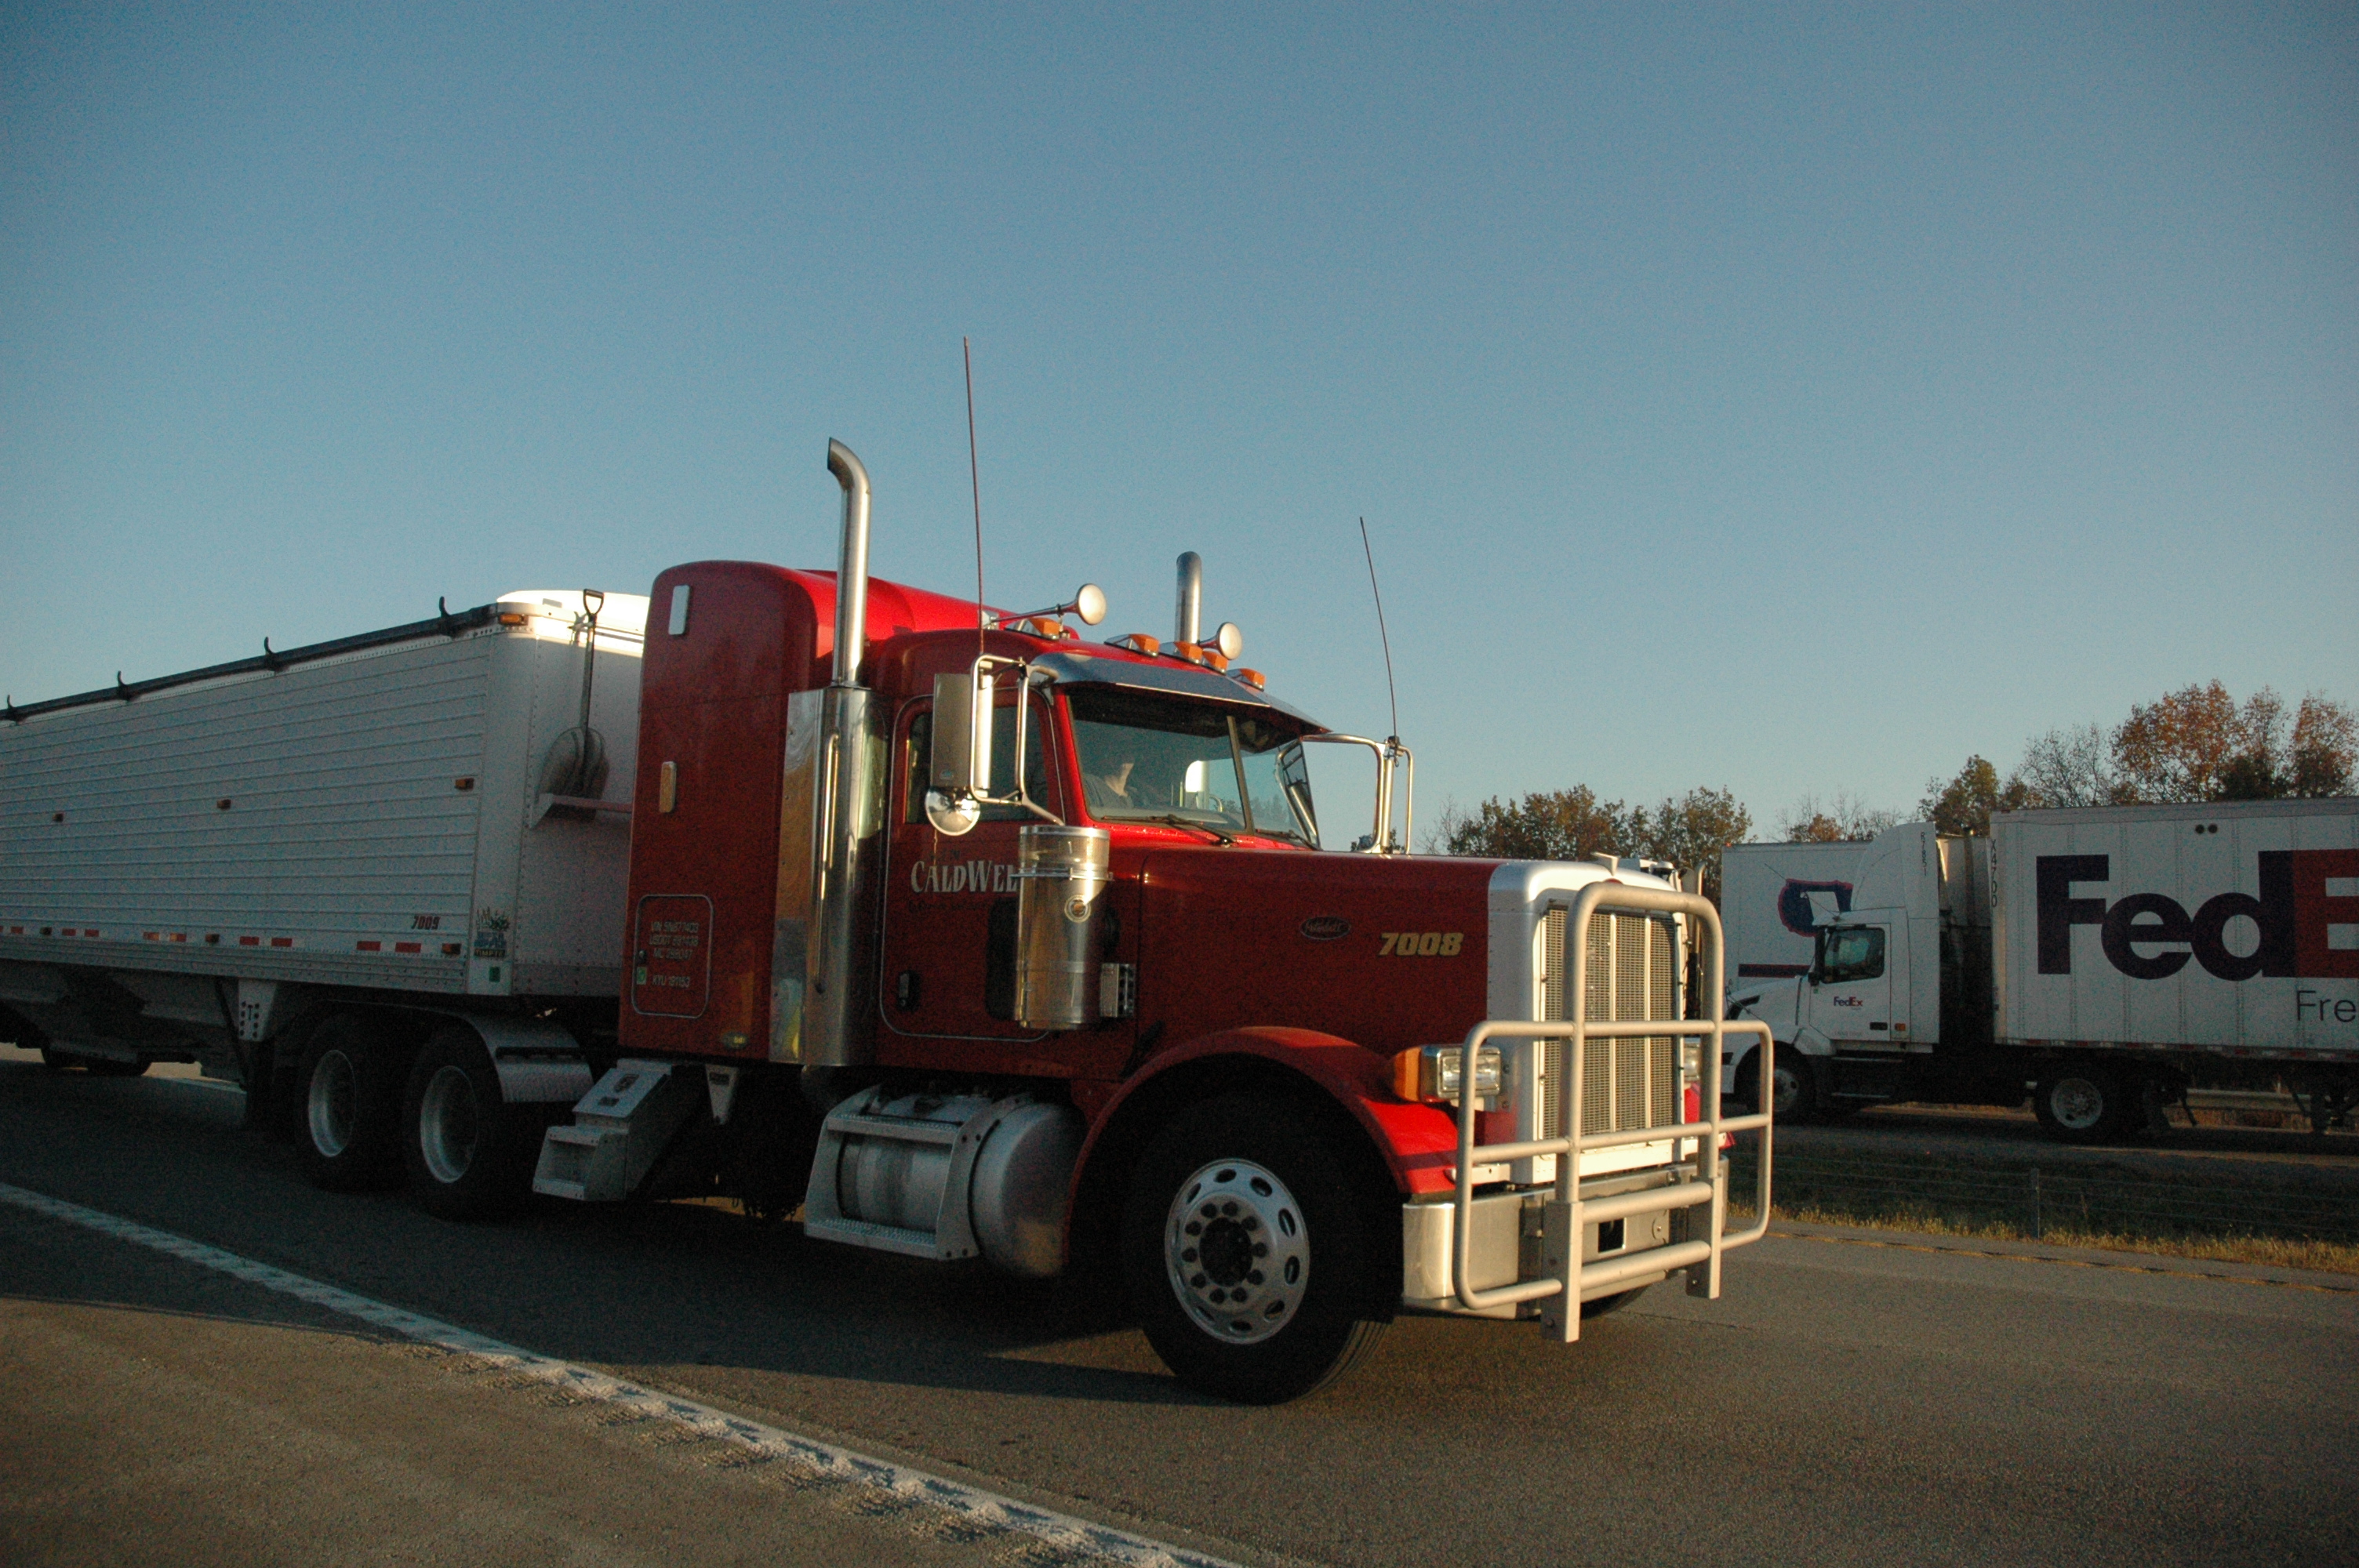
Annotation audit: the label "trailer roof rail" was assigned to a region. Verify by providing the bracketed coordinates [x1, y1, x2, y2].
[3, 601, 500, 724]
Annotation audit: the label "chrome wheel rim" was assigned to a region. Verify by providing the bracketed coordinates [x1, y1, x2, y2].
[2049, 1077, 2106, 1130]
[1164, 1159, 1309, 1345]
[419, 1064, 481, 1185]
[307, 1049, 357, 1158]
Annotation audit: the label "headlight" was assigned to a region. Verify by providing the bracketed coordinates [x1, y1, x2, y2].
[1393, 1044, 1503, 1108]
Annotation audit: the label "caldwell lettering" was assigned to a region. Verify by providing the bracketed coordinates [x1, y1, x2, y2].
[2035, 851, 2358, 982]
[909, 858, 1020, 895]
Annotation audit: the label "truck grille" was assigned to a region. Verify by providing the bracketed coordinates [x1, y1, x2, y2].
[1539, 905, 1678, 1138]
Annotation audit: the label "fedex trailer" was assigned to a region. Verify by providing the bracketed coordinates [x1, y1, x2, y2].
[1725, 803, 2358, 1142]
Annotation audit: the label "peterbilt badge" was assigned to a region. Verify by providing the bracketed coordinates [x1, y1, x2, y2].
[1299, 915, 1350, 942]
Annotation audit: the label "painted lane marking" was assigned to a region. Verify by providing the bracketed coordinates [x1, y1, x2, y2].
[0, 1182, 1243, 1568]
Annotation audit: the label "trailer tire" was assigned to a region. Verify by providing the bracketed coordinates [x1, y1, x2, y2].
[296, 1014, 402, 1189]
[2033, 1065, 2128, 1145]
[1121, 1094, 1387, 1405]
[402, 1026, 536, 1221]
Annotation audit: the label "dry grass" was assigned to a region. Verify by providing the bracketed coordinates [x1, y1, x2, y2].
[1728, 1198, 2359, 1275]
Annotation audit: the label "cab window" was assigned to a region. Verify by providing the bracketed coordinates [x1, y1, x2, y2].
[1817, 927, 1886, 984]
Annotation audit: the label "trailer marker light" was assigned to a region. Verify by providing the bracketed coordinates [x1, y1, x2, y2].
[356, 941, 382, 953]
[270, 937, 294, 948]
[239, 935, 260, 946]
[497, 610, 530, 627]
[394, 941, 423, 954]
[453, 776, 475, 792]
[216, 798, 232, 811]
[442, 942, 462, 955]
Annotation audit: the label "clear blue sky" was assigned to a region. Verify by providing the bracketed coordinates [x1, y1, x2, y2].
[5, 4, 2353, 836]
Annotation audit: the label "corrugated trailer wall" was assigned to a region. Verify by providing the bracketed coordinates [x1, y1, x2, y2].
[0, 594, 644, 1005]
[1993, 800, 2359, 1061]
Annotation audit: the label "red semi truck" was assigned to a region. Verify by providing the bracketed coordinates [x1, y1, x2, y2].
[0, 441, 1769, 1401]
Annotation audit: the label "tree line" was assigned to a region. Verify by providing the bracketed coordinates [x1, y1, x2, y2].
[1429, 681, 2355, 895]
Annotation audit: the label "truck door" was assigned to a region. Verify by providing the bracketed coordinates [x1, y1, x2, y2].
[877, 691, 1116, 1072]
[1812, 920, 1900, 1046]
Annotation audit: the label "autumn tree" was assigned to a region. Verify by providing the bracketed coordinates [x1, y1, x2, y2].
[1915, 755, 2035, 837]
[1776, 792, 1896, 844]
[1626, 786, 1753, 903]
[1433, 784, 1754, 902]
[2009, 723, 2124, 808]
[2110, 683, 2355, 802]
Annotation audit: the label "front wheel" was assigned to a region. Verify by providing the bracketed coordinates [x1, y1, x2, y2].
[2033, 1065, 2129, 1145]
[1121, 1096, 1387, 1404]
[402, 1025, 539, 1221]
[1742, 1046, 1819, 1123]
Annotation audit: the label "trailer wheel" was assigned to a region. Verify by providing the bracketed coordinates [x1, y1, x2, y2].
[402, 1026, 535, 1221]
[296, 1014, 402, 1189]
[2033, 1066, 2128, 1145]
[1120, 1094, 1387, 1405]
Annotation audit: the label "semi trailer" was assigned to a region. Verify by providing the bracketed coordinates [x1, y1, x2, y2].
[1724, 807, 2359, 1141]
[0, 440, 1771, 1402]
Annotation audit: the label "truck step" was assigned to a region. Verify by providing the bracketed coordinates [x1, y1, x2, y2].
[531, 1060, 702, 1203]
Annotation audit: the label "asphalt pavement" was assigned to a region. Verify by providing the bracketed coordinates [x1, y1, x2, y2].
[2, 1062, 2353, 1567]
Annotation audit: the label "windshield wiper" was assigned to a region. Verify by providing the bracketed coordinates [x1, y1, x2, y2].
[1136, 814, 1235, 846]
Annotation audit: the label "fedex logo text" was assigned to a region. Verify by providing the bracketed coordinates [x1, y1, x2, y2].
[2036, 851, 2357, 982]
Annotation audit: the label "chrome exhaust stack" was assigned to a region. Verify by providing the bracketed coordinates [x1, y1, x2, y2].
[1175, 552, 1202, 647]
[794, 439, 882, 1066]
[827, 439, 872, 688]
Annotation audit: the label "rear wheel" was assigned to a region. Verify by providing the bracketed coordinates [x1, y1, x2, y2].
[2034, 1065, 2129, 1145]
[1121, 1095, 1387, 1404]
[402, 1026, 537, 1220]
[296, 1014, 402, 1189]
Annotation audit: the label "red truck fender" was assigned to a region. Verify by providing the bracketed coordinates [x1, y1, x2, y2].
[1067, 1026, 1464, 1254]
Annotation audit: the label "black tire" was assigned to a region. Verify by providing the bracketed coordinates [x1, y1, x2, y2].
[295, 1014, 404, 1189]
[238, 1043, 278, 1133]
[1121, 1094, 1387, 1405]
[1741, 1045, 1818, 1123]
[2033, 1065, 2128, 1145]
[1581, 1284, 1649, 1319]
[402, 1025, 539, 1221]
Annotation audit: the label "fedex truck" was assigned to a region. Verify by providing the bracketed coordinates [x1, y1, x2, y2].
[1725, 804, 2359, 1142]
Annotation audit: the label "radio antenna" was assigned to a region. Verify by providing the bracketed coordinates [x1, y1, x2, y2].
[1358, 516, 1399, 744]
[964, 336, 986, 659]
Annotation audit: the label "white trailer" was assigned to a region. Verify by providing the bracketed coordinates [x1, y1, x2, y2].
[1725, 800, 2358, 1141]
[1718, 838, 1881, 982]
[0, 592, 645, 1197]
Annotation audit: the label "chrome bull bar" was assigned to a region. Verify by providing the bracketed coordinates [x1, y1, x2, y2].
[1450, 883, 1773, 1341]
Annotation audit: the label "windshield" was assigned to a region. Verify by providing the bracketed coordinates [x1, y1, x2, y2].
[1067, 687, 1318, 844]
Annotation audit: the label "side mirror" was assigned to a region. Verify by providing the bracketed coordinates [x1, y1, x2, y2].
[929, 670, 994, 837]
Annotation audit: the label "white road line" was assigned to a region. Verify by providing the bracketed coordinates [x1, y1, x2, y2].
[0, 1181, 1242, 1568]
